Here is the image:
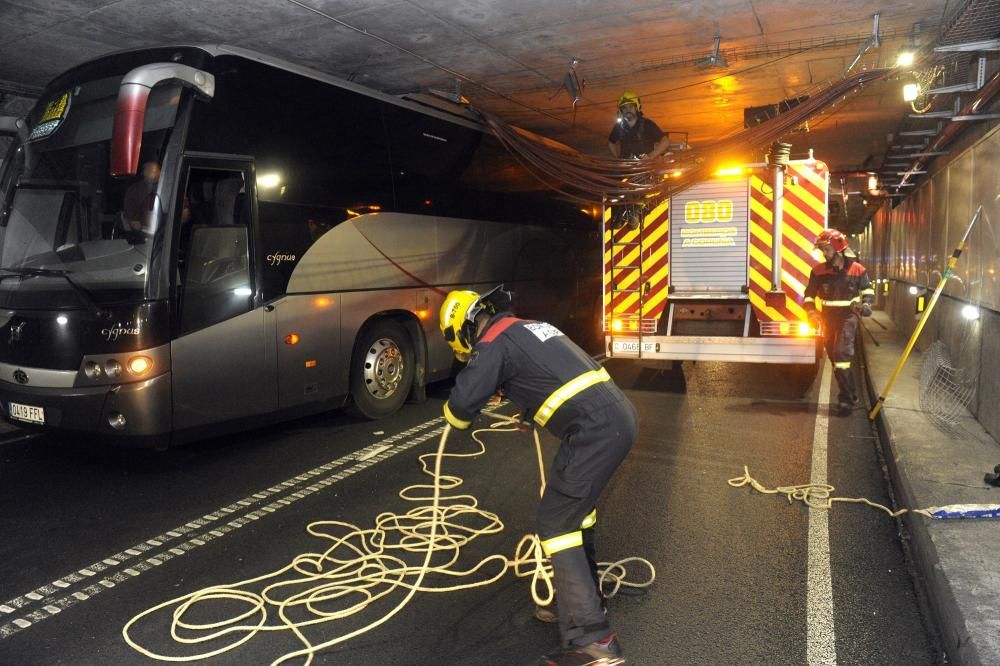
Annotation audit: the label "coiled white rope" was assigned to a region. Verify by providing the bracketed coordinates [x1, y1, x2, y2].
[123, 412, 655, 664]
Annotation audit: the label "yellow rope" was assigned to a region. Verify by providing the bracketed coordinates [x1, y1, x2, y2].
[727, 466, 933, 518]
[123, 412, 655, 663]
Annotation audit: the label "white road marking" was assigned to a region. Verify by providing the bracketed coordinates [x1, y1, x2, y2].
[0, 432, 42, 447]
[807, 361, 837, 666]
[0, 415, 452, 640]
[358, 444, 392, 460]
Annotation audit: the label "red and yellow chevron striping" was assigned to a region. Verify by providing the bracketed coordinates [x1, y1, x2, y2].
[748, 162, 827, 322]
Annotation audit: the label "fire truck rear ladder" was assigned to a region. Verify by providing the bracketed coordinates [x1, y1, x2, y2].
[608, 206, 647, 358]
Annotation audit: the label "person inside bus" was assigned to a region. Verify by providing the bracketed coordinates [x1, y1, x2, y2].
[122, 160, 161, 237]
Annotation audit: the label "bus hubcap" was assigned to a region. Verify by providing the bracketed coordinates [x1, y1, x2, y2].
[363, 337, 404, 399]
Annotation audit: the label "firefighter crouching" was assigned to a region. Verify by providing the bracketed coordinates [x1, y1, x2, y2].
[439, 286, 637, 666]
[803, 229, 875, 413]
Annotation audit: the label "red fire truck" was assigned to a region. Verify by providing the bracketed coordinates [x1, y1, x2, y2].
[603, 155, 829, 364]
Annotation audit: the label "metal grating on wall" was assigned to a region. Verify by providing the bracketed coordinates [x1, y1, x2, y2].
[930, 0, 1000, 87]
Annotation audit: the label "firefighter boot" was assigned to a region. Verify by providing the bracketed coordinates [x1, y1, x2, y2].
[611, 207, 626, 230]
[539, 633, 625, 666]
[833, 367, 858, 413]
[534, 597, 608, 624]
[549, 548, 610, 650]
[626, 204, 642, 230]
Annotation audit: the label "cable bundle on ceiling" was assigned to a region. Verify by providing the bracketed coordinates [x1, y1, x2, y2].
[474, 67, 894, 205]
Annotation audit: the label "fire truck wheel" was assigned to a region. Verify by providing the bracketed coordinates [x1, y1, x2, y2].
[347, 319, 415, 419]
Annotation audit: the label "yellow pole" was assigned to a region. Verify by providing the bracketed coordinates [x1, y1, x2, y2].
[869, 206, 982, 420]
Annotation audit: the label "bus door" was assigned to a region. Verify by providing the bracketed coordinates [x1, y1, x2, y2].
[170, 156, 277, 430]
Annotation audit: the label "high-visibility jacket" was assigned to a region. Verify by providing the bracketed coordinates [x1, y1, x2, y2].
[803, 255, 874, 311]
[444, 313, 625, 437]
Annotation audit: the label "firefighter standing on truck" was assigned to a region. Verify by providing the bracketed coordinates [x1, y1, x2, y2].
[439, 285, 635, 666]
[803, 229, 875, 413]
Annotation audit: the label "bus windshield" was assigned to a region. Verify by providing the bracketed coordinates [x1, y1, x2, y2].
[0, 78, 181, 310]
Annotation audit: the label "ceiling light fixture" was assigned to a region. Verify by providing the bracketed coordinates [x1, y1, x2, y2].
[846, 13, 881, 74]
[696, 32, 729, 68]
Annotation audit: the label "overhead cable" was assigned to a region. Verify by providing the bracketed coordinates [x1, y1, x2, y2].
[474, 67, 896, 204]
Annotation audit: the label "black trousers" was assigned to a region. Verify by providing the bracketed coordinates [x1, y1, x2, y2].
[537, 398, 637, 648]
[823, 310, 859, 401]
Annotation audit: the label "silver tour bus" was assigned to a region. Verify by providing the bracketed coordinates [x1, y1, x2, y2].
[0, 45, 591, 448]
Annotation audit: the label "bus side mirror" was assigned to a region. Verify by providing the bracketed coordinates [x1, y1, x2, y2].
[111, 63, 215, 177]
[0, 116, 27, 141]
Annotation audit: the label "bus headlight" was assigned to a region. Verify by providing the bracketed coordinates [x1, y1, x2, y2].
[127, 356, 153, 376]
[105, 360, 122, 378]
[84, 361, 103, 379]
[108, 412, 126, 429]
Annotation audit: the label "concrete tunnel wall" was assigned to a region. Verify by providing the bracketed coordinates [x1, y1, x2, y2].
[860, 122, 1000, 442]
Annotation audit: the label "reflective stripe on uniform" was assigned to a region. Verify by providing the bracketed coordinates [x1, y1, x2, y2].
[443, 402, 471, 430]
[581, 509, 597, 529]
[541, 531, 583, 555]
[534, 367, 612, 427]
[818, 299, 856, 307]
[833, 361, 852, 369]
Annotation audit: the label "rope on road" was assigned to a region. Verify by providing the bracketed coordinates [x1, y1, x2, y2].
[727, 466, 929, 517]
[726, 466, 1000, 520]
[123, 412, 655, 664]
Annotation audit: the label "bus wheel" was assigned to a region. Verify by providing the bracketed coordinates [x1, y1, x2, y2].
[348, 320, 414, 419]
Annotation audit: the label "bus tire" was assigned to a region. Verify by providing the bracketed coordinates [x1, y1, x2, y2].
[347, 320, 414, 419]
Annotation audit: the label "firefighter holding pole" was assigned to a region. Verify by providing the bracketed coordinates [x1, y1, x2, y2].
[439, 285, 635, 666]
[804, 229, 876, 413]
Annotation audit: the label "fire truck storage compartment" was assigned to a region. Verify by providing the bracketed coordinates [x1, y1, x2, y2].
[668, 176, 749, 295]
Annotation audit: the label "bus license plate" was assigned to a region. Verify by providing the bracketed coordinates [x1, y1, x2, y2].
[611, 340, 656, 353]
[9, 402, 44, 424]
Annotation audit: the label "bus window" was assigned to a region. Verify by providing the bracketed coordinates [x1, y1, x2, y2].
[178, 168, 252, 333]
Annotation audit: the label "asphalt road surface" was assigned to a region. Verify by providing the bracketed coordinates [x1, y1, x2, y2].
[0, 358, 942, 665]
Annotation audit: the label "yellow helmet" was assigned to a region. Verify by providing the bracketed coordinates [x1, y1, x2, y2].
[439, 286, 504, 360]
[617, 91, 641, 112]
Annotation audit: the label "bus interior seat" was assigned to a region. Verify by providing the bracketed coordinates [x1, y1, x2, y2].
[186, 180, 215, 225]
[214, 177, 243, 225]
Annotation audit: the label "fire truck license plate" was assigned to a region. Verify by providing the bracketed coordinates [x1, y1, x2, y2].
[9, 402, 44, 424]
[612, 341, 656, 353]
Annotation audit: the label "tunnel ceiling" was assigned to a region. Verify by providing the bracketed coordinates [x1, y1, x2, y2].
[0, 0, 991, 230]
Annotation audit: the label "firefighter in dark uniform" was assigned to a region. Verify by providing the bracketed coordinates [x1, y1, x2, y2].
[607, 91, 671, 230]
[439, 286, 636, 666]
[803, 229, 875, 412]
